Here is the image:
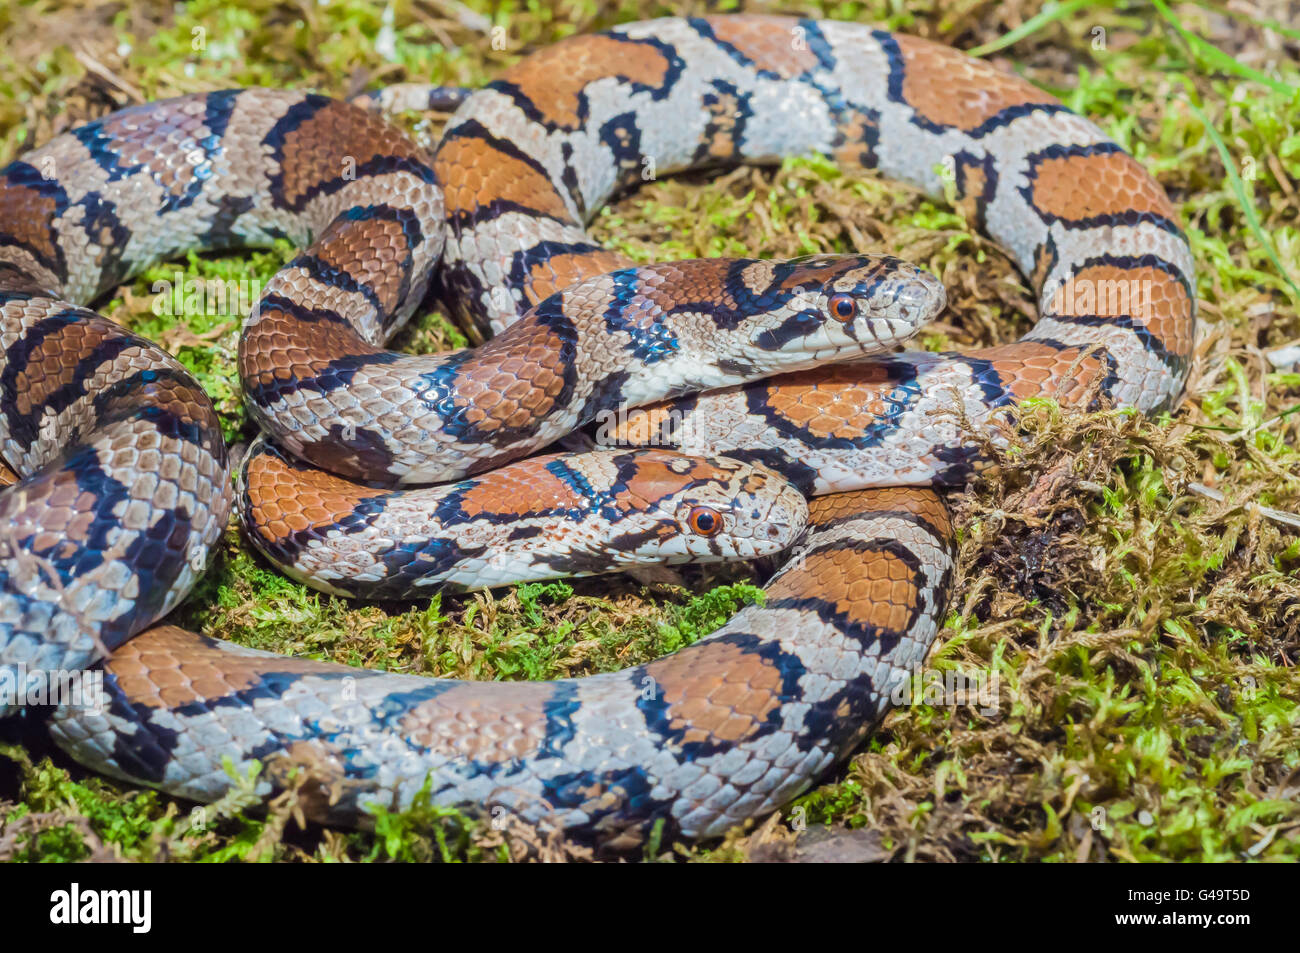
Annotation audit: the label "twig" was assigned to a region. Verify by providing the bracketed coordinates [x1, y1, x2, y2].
[1187, 481, 1300, 529]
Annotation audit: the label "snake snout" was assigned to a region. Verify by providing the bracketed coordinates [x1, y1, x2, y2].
[858, 263, 946, 349]
[892, 267, 947, 329]
[747, 477, 810, 551]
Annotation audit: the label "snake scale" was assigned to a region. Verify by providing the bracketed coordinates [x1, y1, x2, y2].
[0, 15, 1194, 849]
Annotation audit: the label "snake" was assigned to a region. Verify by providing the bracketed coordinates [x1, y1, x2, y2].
[0, 14, 1195, 850]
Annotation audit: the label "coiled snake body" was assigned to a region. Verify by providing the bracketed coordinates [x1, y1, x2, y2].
[0, 15, 1194, 848]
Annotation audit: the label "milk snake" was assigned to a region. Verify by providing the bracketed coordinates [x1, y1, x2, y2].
[0, 15, 1195, 849]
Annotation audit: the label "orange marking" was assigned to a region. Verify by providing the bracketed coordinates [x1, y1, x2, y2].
[1049, 263, 1194, 360]
[450, 318, 570, 433]
[643, 639, 785, 745]
[894, 34, 1058, 131]
[455, 454, 581, 518]
[526, 250, 628, 306]
[832, 106, 880, 171]
[953, 159, 989, 225]
[243, 447, 369, 545]
[808, 488, 950, 536]
[309, 215, 414, 319]
[277, 100, 430, 208]
[613, 450, 728, 509]
[238, 305, 380, 389]
[769, 542, 921, 635]
[777, 258, 858, 291]
[142, 372, 219, 431]
[12, 320, 110, 418]
[1031, 241, 1056, 295]
[399, 682, 558, 764]
[104, 626, 338, 711]
[1031, 151, 1177, 223]
[0, 181, 61, 262]
[973, 342, 1110, 406]
[700, 86, 745, 160]
[631, 260, 736, 318]
[761, 362, 905, 441]
[707, 15, 820, 79]
[436, 134, 573, 222]
[608, 404, 673, 445]
[497, 34, 673, 128]
[616, 361, 927, 448]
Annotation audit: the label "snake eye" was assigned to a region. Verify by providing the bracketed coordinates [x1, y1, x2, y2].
[828, 293, 858, 322]
[687, 505, 722, 536]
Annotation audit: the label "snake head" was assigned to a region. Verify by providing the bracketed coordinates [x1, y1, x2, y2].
[745, 254, 945, 361]
[603, 450, 807, 563]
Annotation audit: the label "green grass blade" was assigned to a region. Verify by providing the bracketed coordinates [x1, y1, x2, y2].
[1153, 0, 1299, 97]
[967, 0, 1100, 57]
[1184, 97, 1300, 300]
[1195, 1, 1300, 43]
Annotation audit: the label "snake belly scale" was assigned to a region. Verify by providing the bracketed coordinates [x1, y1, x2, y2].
[0, 14, 1194, 848]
